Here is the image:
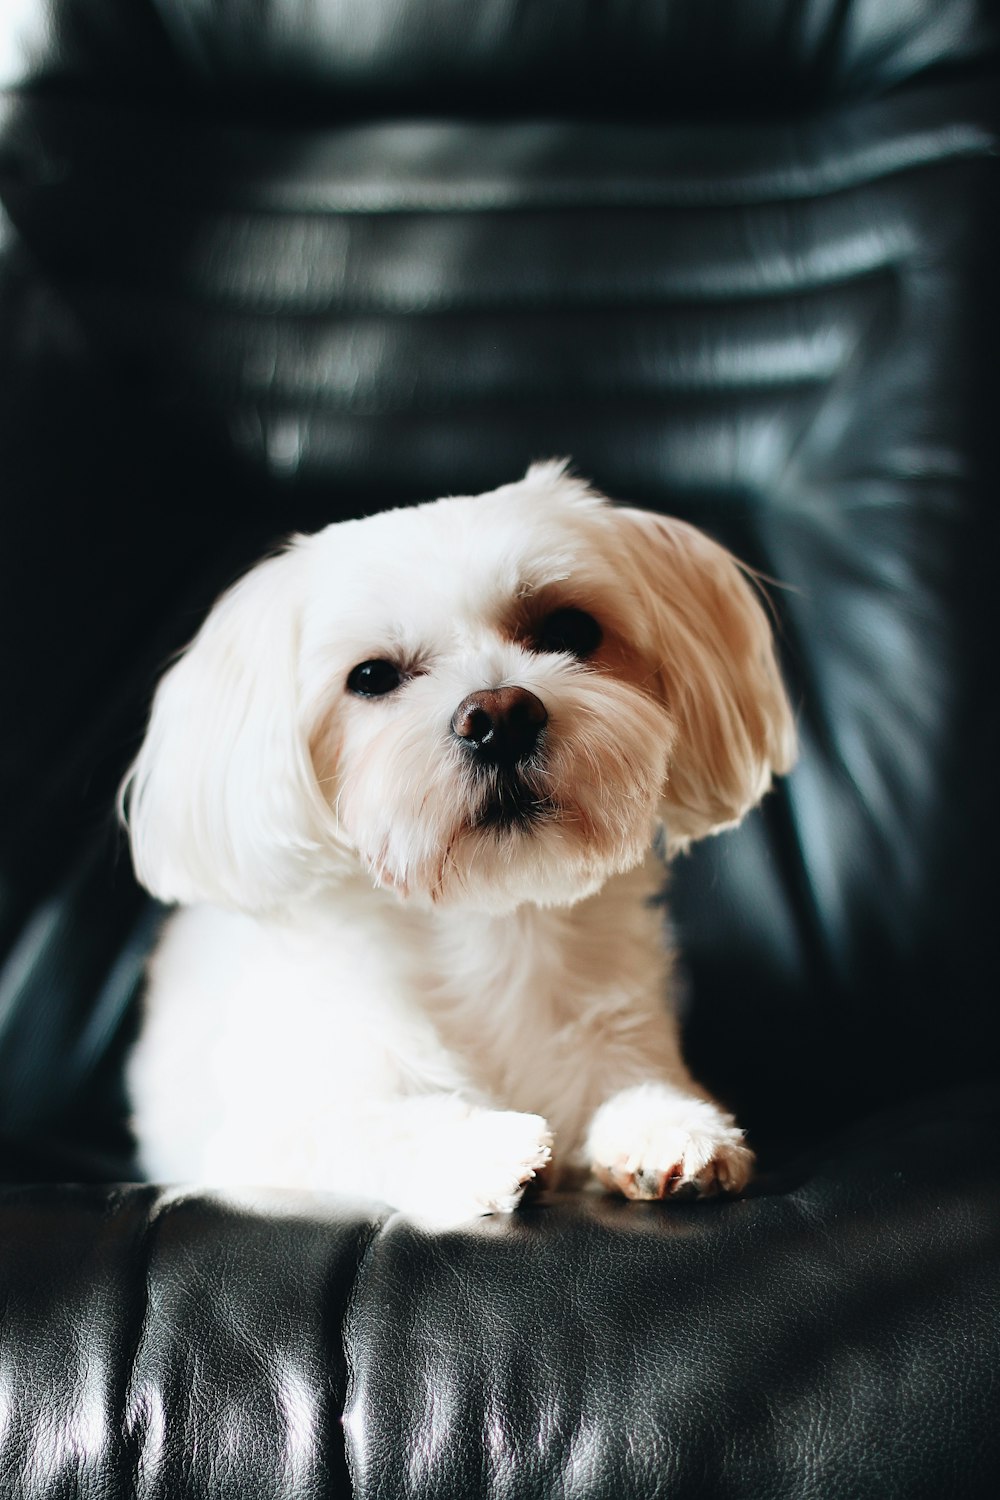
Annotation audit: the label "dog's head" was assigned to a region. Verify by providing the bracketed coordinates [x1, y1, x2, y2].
[123, 463, 796, 914]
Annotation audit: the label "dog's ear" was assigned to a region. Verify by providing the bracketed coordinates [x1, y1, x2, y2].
[121, 545, 339, 911]
[611, 507, 796, 849]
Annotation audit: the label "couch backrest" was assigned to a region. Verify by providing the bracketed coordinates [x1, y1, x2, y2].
[1, 0, 998, 1162]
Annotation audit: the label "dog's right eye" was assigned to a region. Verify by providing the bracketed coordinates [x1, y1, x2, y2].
[347, 660, 403, 698]
[532, 607, 602, 659]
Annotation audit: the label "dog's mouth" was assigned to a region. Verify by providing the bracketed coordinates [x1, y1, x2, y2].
[472, 771, 557, 833]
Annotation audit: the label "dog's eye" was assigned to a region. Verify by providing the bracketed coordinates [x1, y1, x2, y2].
[532, 607, 602, 659]
[347, 660, 404, 698]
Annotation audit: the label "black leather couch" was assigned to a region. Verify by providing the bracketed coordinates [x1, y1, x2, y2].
[2, 3, 999, 1495]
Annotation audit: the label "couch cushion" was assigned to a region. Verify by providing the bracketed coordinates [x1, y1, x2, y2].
[1, 1085, 998, 1499]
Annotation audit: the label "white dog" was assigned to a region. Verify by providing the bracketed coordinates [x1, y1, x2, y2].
[123, 462, 795, 1226]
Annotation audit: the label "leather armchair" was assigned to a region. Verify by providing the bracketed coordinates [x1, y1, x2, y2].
[1, 3, 998, 1494]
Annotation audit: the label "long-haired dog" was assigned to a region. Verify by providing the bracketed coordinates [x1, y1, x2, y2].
[123, 462, 795, 1225]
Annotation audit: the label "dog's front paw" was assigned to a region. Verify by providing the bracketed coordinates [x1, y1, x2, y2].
[586, 1083, 753, 1201]
[415, 1108, 554, 1226]
[465, 1108, 555, 1213]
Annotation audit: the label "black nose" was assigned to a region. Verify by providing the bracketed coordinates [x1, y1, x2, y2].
[451, 687, 548, 768]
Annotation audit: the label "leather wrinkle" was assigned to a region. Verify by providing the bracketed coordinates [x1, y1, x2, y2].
[52, 270, 907, 437]
[48, 255, 905, 435]
[66, 240, 912, 320]
[112, 1186, 184, 1499]
[340, 1210, 401, 1499]
[38, 160, 955, 321]
[4, 85, 997, 219]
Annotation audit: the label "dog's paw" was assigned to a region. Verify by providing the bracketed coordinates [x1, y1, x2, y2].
[415, 1108, 554, 1226]
[586, 1083, 753, 1201]
[464, 1108, 555, 1213]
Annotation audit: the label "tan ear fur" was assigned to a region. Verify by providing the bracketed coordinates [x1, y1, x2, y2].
[612, 507, 796, 849]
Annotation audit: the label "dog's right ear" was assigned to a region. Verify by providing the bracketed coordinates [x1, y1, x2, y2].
[121, 545, 339, 913]
[609, 506, 797, 850]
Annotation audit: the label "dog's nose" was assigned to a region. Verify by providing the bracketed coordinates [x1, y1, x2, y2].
[451, 687, 548, 767]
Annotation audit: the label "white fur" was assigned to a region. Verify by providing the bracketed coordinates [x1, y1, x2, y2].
[123, 463, 795, 1226]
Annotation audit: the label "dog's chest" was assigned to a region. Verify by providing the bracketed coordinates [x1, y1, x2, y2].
[419, 897, 649, 1153]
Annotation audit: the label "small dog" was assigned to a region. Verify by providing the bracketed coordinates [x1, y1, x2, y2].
[123, 462, 795, 1225]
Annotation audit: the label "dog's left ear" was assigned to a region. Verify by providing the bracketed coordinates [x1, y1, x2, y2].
[611, 506, 797, 849]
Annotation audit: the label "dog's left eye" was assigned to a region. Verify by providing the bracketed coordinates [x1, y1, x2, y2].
[347, 660, 404, 697]
[532, 607, 602, 659]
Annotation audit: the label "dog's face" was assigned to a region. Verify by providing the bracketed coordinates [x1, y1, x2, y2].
[125, 464, 795, 914]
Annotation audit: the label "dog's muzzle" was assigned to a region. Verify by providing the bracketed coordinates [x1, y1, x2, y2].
[451, 687, 550, 830]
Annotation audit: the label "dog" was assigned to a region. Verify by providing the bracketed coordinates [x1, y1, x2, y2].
[122, 461, 796, 1226]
